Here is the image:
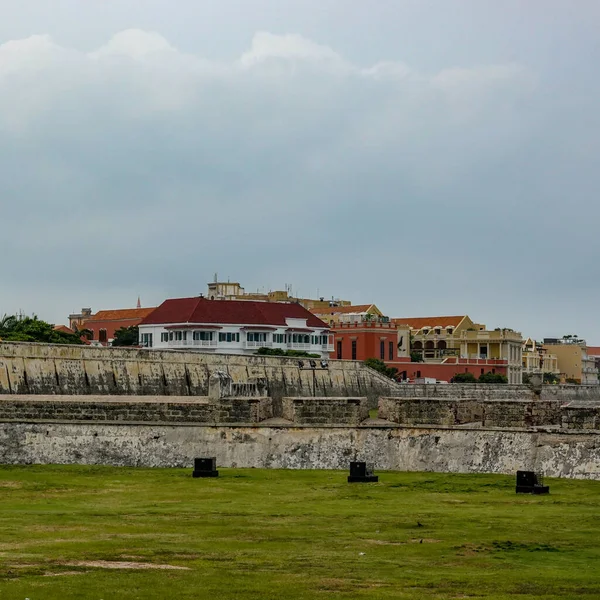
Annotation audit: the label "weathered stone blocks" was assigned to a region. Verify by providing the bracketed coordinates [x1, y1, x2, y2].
[281, 397, 368, 425]
[0, 395, 273, 425]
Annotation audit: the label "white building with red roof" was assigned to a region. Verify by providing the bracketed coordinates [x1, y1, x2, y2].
[138, 296, 333, 357]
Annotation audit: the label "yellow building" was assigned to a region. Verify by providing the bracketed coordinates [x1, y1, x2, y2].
[521, 338, 560, 379]
[310, 304, 383, 326]
[392, 315, 524, 384]
[206, 280, 350, 311]
[541, 338, 599, 385]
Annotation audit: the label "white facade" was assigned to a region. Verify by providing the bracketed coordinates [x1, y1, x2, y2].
[138, 317, 333, 358]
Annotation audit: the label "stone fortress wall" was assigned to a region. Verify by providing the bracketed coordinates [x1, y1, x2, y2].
[0, 342, 400, 404]
[1, 342, 600, 479]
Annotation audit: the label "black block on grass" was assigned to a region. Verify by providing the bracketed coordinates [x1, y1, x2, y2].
[348, 461, 378, 483]
[516, 470, 549, 494]
[193, 457, 219, 478]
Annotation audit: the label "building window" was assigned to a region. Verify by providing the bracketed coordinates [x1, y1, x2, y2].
[219, 332, 240, 342]
[435, 329, 441, 335]
[337, 341, 342, 359]
[247, 332, 267, 343]
[416, 370, 421, 378]
[140, 333, 153, 348]
[352, 340, 357, 360]
[193, 331, 213, 341]
[291, 334, 310, 344]
[273, 333, 286, 344]
[169, 332, 174, 341]
[99, 329, 107, 343]
[447, 328, 453, 335]
[380, 341, 385, 360]
[422, 329, 429, 335]
[389, 341, 394, 361]
[161, 332, 168, 343]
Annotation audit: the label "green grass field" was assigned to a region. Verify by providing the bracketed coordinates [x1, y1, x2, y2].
[1, 466, 599, 599]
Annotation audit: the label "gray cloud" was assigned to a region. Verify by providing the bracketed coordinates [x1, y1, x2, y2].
[0, 23, 598, 341]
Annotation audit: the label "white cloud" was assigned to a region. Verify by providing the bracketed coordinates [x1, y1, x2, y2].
[239, 31, 343, 67]
[88, 29, 177, 60]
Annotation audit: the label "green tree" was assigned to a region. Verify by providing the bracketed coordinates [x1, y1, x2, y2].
[543, 372, 560, 384]
[410, 351, 424, 363]
[112, 326, 139, 347]
[255, 347, 320, 358]
[364, 357, 399, 381]
[452, 372, 477, 383]
[0, 314, 84, 345]
[478, 372, 508, 384]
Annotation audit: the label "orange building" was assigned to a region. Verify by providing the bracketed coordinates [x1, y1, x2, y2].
[82, 307, 155, 346]
[392, 358, 508, 383]
[329, 319, 410, 364]
[328, 313, 511, 383]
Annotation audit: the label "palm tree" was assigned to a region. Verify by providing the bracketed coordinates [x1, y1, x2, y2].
[0, 314, 18, 333]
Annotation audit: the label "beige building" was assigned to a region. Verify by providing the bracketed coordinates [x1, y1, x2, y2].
[392, 315, 523, 384]
[310, 304, 384, 326]
[542, 338, 599, 385]
[68, 308, 92, 331]
[206, 279, 350, 311]
[521, 338, 560, 379]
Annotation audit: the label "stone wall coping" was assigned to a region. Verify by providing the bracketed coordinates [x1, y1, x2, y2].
[0, 341, 369, 368]
[283, 396, 367, 400]
[380, 396, 600, 404]
[0, 395, 268, 404]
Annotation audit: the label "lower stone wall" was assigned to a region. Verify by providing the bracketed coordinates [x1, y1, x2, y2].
[396, 383, 600, 401]
[481, 401, 563, 428]
[379, 397, 600, 429]
[379, 398, 482, 426]
[1, 422, 599, 479]
[0, 396, 273, 425]
[281, 397, 368, 425]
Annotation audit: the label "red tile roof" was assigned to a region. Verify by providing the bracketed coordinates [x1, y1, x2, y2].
[311, 304, 375, 315]
[53, 325, 75, 334]
[586, 346, 600, 356]
[85, 308, 155, 322]
[141, 297, 329, 329]
[392, 316, 466, 329]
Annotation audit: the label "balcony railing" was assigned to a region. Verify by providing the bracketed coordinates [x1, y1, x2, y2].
[288, 342, 312, 351]
[322, 343, 334, 352]
[245, 341, 273, 349]
[169, 339, 217, 348]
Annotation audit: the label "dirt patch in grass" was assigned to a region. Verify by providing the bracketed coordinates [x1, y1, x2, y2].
[364, 538, 440, 545]
[0, 481, 23, 488]
[63, 560, 191, 570]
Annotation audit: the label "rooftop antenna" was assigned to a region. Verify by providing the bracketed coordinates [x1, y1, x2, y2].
[214, 272, 218, 283]
[136, 296, 141, 309]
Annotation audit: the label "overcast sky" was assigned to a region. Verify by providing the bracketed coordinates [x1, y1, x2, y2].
[1, 0, 599, 341]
